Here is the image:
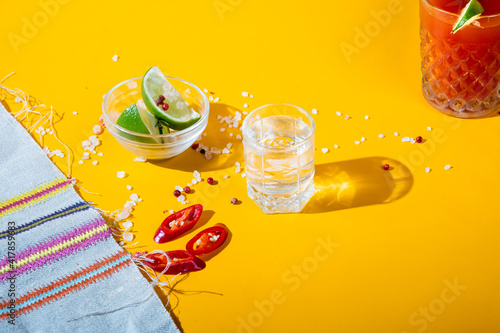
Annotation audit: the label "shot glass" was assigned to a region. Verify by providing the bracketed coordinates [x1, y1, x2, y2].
[241, 104, 315, 214]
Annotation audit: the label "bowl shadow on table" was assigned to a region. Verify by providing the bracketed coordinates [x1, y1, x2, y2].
[302, 157, 413, 214]
[149, 103, 244, 172]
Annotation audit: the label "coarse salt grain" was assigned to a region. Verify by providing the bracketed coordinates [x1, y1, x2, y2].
[93, 125, 102, 135]
[208, 95, 214, 102]
[334, 144, 339, 149]
[117, 171, 126, 178]
[98, 152, 103, 156]
[227, 143, 233, 149]
[364, 115, 369, 120]
[177, 195, 185, 202]
[79, 160, 84, 164]
[444, 164, 452, 170]
[230, 133, 234, 137]
[394, 132, 399, 136]
[122, 220, 133, 230]
[425, 167, 431, 173]
[241, 173, 246, 177]
[236, 134, 242, 139]
[336, 111, 342, 116]
[126, 185, 132, 190]
[311, 109, 318, 115]
[220, 128, 225, 132]
[175, 185, 183, 191]
[242, 92, 249, 97]
[345, 115, 350, 120]
[73, 111, 78, 115]
[222, 148, 230, 154]
[123, 233, 134, 242]
[92, 161, 98, 166]
[223, 175, 230, 179]
[321, 148, 329, 153]
[112, 55, 119, 62]
[213, 97, 220, 103]
[130, 193, 139, 202]
[427, 126, 432, 131]
[205, 151, 213, 160]
[378, 134, 385, 138]
[355, 141, 360, 145]
[243, 103, 248, 108]
[402, 137, 411, 142]
[134, 157, 147, 162]
[361, 137, 366, 142]
[203, 88, 208, 93]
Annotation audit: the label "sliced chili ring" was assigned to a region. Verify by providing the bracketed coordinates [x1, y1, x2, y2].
[144, 250, 206, 275]
[186, 223, 229, 256]
[154, 204, 203, 243]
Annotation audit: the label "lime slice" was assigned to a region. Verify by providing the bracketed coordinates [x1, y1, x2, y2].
[117, 103, 150, 134]
[142, 66, 201, 130]
[452, 0, 484, 34]
[117, 102, 169, 143]
[137, 99, 169, 143]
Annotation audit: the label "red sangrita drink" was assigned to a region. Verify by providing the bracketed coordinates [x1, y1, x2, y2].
[420, 0, 500, 118]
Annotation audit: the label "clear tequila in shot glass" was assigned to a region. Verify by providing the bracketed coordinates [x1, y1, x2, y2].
[242, 104, 315, 214]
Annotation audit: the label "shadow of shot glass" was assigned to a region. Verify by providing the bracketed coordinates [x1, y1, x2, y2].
[302, 157, 413, 214]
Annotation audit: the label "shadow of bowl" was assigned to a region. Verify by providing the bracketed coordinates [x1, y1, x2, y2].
[149, 103, 244, 172]
[302, 157, 413, 214]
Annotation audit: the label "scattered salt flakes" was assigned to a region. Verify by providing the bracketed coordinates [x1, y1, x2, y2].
[217, 115, 222, 119]
[354, 141, 360, 145]
[192, 178, 198, 185]
[222, 148, 231, 154]
[336, 111, 342, 116]
[227, 143, 233, 149]
[232, 121, 239, 128]
[175, 185, 183, 191]
[126, 185, 132, 190]
[236, 134, 242, 139]
[112, 55, 119, 62]
[115, 211, 130, 221]
[169, 210, 174, 214]
[243, 103, 249, 108]
[193, 170, 201, 180]
[321, 148, 329, 153]
[235, 162, 241, 173]
[117, 171, 126, 178]
[98, 152, 103, 157]
[177, 195, 185, 202]
[223, 175, 230, 179]
[90, 135, 99, 146]
[213, 97, 220, 103]
[444, 164, 452, 170]
[209, 95, 214, 102]
[311, 109, 318, 115]
[425, 167, 431, 173]
[187, 183, 193, 187]
[250, 94, 254, 98]
[92, 161, 99, 166]
[122, 220, 133, 230]
[410, 138, 416, 144]
[402, 137, 411, 142]
[93, 125, 103, 135]
[378, 134, 385, 138]
[203, 133, 207, 137]
[394, 132, 399, 136]
[242, 111, 248, 115]
[344, 115, 350, 120]
[82, 140, 91, 147]
[133, 156, 147, 162]
[364, 115, 369, 120]
[229, 133, 234, 137]
[220, 128, 225, 132]
[122, 206, 133, 213]
[123, 232, 134, 242]
[125, 201, 136, 208]
[203, 88, 208, 93]
[334, 144, 339, 149]
[78, 160, 84, 164]
[205, 151, 213, 160]
[130, 193, 140, 202]
[361, 137, 366, 142]
[242, 92, 249, 97]
[241, 173, 246, 177]
[427, 126, 432, 131]
[228, 124, 233, 128]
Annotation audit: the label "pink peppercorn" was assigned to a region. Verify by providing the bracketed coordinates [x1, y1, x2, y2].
[207, 177, 214, 185]
[173, 190, 181, 197]
[383, 164, 390, 170]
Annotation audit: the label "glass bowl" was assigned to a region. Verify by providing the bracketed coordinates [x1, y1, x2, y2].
[102, 76, 209, 159]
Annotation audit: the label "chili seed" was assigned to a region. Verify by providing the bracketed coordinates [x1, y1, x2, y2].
[174, 190, 181, 197]
[383, 164, 390, 170]
[207, 177, 214, 185]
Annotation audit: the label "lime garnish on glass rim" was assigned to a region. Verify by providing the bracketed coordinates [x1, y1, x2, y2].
[452, 0, 485, 34]
[141, 66, 201, 131]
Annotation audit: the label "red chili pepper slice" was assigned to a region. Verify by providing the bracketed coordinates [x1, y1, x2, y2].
[186, 223, 229, 256]
[154, 204, 203, 243]
[144, 250, 206, 275]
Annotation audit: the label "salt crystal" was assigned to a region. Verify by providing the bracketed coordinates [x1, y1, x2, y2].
[222, 148, 230, 154]
[378, 134, 385, 138]
[361, 137, 366, 142]
[205, 151, 213, 160]
[203, 133, 207, 137]
[175, 185, 183, 191]
[169, 210, 174, 214]
[209, 95, 214, 101]
[321, 148, 329, 153]
[115, 211, 130, 221]
[311, 109, 318, 115]
[334, 144, 339, 149]
[250, 94, 253, 98]
[203, 89, 208, 93]
[236, 134, 242, 139]
[444, 164, 452, 170]
[220, 128, 225, 132]
[410, 138, 416, 144]
[235, 162, 240, 166]
[230, 133, 234, 137]
[355, 141, 360, 145]
[130, 193, 139, 202]
[112, 55, 119, 62]
[344, 115, 350, 120]
[187, 183, 193, 187]
[117, 171, 126, 178]
[402, 137, 411, 142]
[125, 201, 136, 208]
[425, 167, 431, 173]
[192, 179, 198, 185]
[123, 233, 134, 242]
[177, 195, 185, 202]
[336, 111, 341, 116]
[213, 97, 220, 103]
[122, 206, 133, 213]
[98, 152, 103, 156]
[365, 115, 369, 120]
[394, 132, 399, 136]
[223, 175, 230, 179]
[427, 126, 432, 131]
[242, 92, 249, 97]
[78, 160, 84, 164]
[217, 115, 222, 119]
[243, 103, 248, 108]
[92, 161, 98, 166]
[126, 185, 132, 190]
[227, 143, 233, 149]
[241, 173, 246, 177]
[243, 111, 248, 115]
[135, 157, 147, 162]
[93, 125, 102, 135]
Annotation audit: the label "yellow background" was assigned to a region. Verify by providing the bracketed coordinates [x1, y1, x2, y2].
[1, 0, 500, 332]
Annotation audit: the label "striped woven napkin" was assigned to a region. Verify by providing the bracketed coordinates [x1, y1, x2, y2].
[0, 105, 179, 333]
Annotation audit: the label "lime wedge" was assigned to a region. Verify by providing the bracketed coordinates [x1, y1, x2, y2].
[141, 66, 201, 130]
[117, 103, 150, 134]
[452, 0, 484, 34]
[117, 102, 169, 143]
[137, 99, 169, 143]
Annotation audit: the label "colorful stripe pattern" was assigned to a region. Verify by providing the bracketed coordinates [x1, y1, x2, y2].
[0, 177, 75, 218]
[0, 201, 91, 240]
[0, 217, 111, 283]
[0, 251, 132, 321]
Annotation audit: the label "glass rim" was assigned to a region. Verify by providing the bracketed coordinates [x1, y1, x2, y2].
[241, 103, 315, 151]
[421, 0, 500, 19]
[102, 75, 209, 140]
